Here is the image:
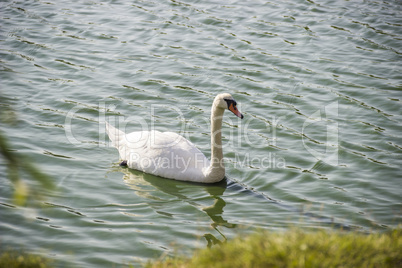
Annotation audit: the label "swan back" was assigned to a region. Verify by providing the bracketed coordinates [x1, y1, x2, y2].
[106, 122, 212, 182]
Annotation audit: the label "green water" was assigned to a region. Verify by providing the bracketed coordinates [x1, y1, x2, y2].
[1, 0, 401, 266]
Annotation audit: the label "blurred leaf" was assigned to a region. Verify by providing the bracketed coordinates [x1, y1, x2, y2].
[14, 179, 29, 206]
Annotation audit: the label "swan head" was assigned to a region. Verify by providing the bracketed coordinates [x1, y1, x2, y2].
[215, 93, 244, 119]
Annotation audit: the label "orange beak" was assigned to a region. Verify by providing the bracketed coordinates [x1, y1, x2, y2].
[228, 103, 244, 119]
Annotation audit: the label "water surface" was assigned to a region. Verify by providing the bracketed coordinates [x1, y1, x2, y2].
[0, 0, 401, 266]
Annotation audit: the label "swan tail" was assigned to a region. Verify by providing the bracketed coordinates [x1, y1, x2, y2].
[105, 121, 126, 149]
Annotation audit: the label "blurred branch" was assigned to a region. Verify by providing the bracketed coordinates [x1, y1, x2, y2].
[0, 97, 54, 205]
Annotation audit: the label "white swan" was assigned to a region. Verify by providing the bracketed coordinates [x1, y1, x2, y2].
[106, 93, 243, 183]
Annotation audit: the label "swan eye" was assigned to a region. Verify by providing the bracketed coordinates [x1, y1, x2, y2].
[224, 98, 237, 109]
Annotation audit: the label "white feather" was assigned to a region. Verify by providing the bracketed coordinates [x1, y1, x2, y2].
[105, 93, 243, 183]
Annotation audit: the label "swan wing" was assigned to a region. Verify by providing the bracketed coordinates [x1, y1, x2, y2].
[106, 123, 210, 182]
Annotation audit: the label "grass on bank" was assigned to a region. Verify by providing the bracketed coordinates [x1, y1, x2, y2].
[1, 229, 400, 267]
[146, 228, 401, 268]
[0, 250, 53, 268]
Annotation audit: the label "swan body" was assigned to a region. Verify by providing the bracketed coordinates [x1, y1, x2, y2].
[106, 93, 243, 183]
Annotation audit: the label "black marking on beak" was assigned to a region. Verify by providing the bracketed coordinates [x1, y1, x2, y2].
[224, 98, 237, 108]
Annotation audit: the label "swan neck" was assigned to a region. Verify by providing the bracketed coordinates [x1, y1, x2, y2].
[207, 102, 225, 181]
[211, 106, 224, 161]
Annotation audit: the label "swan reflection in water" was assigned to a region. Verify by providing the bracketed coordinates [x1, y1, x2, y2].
[120, 167, 348, 248]
[121, 168, 236, 247]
